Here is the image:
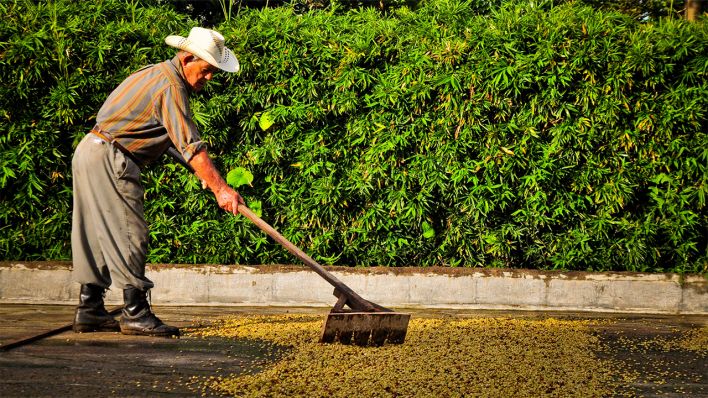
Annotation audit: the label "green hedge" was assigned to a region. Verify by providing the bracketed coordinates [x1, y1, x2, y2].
[1, 0, 706, 273]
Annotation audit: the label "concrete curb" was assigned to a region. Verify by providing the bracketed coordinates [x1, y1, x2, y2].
[1, 261, 706, 314]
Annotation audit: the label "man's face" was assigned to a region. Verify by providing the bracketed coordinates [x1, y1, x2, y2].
[182, 56, 219, 92]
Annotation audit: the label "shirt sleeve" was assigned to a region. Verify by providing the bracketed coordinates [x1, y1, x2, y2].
[155, 84, 206, 163]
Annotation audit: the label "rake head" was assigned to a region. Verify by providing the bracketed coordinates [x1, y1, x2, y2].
[320, 312, 411, 346]
[319, 288, 411, 346]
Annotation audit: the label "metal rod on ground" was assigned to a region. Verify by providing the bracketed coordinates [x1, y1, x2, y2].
[0, 307, 123, 352]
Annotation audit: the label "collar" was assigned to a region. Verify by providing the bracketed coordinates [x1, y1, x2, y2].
[169, 55, 190, 91]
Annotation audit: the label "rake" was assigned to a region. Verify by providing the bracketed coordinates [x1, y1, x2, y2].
[165, 147, 410, 346]
[238, 204, 411, 346]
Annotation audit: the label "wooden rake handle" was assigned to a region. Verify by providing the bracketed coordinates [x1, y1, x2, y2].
[237, 204, 388, 312]
[164, 154, 386, 312]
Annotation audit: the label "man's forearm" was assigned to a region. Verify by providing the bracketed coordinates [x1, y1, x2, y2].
[188, 149, 229, 194]
[187, 149, 243, 215]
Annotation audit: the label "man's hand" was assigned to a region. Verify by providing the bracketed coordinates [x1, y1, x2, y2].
[215, 186, 244, 215]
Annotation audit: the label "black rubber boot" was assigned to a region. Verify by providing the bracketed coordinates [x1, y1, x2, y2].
[73, 284, 120, 333]
[119, 287, 180, 337]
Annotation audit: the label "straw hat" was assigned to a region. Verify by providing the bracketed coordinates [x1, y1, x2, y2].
[165, 27, 239, 73]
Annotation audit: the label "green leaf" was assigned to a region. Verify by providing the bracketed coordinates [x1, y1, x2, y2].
[248, 199, 262, 218]
[226, 167, 254, 188]
[422, 221, 435, 239]
[259, 111, 274, 131]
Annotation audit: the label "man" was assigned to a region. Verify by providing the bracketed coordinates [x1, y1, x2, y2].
[71, 27, 243, 337]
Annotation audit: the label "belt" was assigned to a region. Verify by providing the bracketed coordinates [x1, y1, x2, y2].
[90, 127, 141, 165]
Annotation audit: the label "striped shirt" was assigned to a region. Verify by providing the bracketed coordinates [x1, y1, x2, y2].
[95, 56, 205, 165]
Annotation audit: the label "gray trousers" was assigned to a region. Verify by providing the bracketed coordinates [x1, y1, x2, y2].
[71, 133, 153, 291]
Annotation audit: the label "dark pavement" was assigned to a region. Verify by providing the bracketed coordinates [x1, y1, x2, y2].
[0, 304, 705, 397]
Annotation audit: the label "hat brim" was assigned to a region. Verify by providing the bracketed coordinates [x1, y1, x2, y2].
[165, 35, 240, 73]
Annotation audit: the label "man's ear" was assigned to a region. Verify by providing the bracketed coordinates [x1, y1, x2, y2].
[178, 52, 196, 66]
